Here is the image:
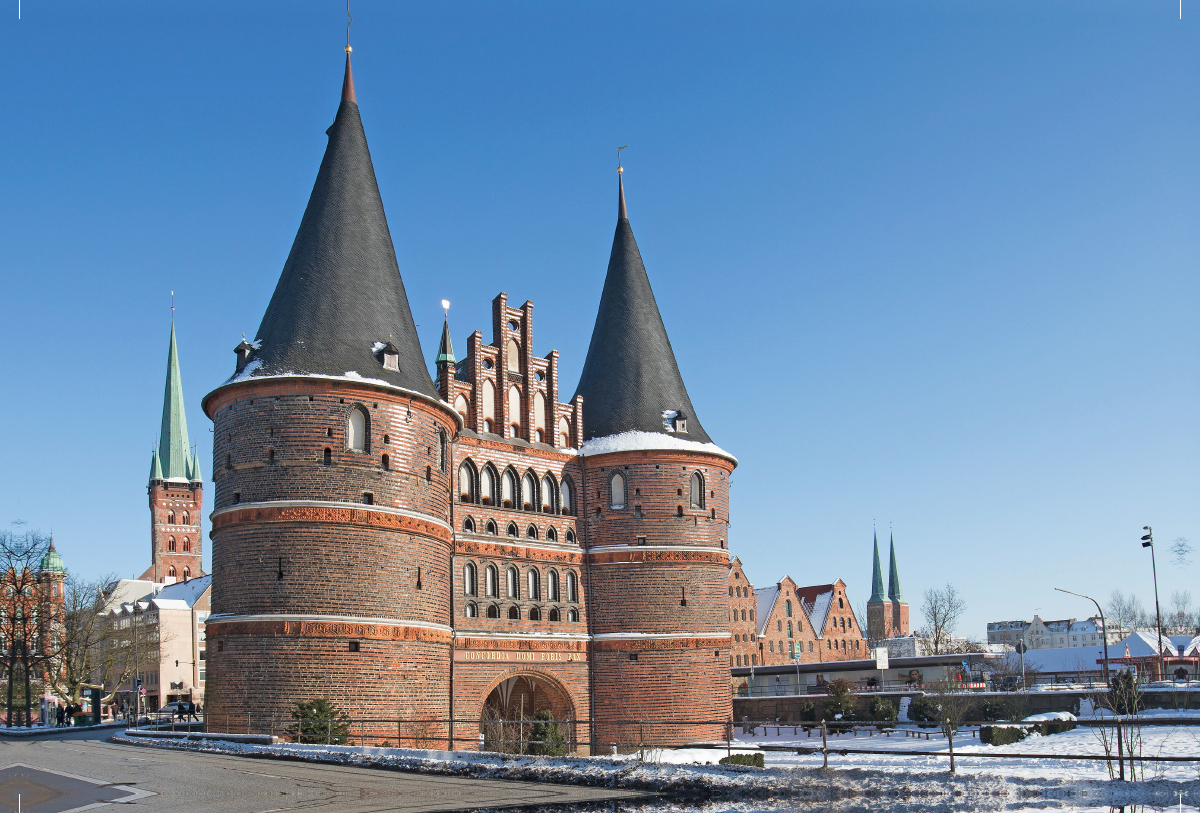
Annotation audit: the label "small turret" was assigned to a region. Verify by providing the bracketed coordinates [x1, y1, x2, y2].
[149, 447, 163, 483]
[39, 538, 66, 575]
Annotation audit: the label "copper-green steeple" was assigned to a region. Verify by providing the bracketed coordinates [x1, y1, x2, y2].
[149, 447, 163, 482]
[869, 529, 886, 603]
[888, 533, 905, 603]
[154, 322, 193, 482]
[436, 317, 455, 365]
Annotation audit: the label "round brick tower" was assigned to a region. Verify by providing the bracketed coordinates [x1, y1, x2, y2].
[574, 172, 734, 748]
[202, 54, 458, 739]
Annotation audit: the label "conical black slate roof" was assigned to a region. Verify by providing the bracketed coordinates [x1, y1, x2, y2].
[237, 55, 437, 400]
[572, 175, 711, 443]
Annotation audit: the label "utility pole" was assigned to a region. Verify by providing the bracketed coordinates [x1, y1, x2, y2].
[1055, 588, 1111, 686]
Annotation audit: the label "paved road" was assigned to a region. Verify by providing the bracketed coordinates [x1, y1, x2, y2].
[0, 729, 650, 812]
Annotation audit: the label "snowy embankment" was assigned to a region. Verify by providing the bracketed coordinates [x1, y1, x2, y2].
[112, 728, 1200, 808]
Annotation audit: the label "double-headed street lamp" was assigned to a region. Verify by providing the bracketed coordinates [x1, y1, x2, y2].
[1054, 588, 1110, 687]
[1141, 526, 1166, 680]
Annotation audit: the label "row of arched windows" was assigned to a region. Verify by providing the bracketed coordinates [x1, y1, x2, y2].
[458, 460, 573, 515]
[166, 536, 192, 553]
[165, 511, 194, 526]
[460, 516, 576, 544]
[731, 608, 755, 622]
[462, 562, 579, 603]
[464, 603, 580, 622]
[165, 565, 191, 581]
[604, 471, 706, 511]
[452, 391, 574, 448]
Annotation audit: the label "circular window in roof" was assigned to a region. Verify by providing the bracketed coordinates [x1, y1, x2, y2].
[483, 358, 494, 370]
[508, 320, 520, 331]
[536, 371, 545, 382]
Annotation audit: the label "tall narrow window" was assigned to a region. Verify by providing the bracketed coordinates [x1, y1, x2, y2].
[566, 571, 578, 602]
[347, 407, 367, 452]
[534, 391, 546, 437]
[168, 566, 177, 579]
[167, 536, 177, 552]
[183, 567, 191, 580]
[528, 569, 540, 600]
[482, 379, 496, 431]
[182, 537, 191, 552]
[454, 394, 469, 421]
[521, 472, 536, 510]
[458, 463, 475, 502]
[558, 417, 571, 448]
[167, 511, 176, 525]
[482, 467, 497, 505]
[560, 480, 573, 515]
[438, 429, 447, 473]
[507, 338, 521, 373]
[610, 473, 626, 509]
[485, 565, 498, 597]
[785, 600, 792, 617]
[508, 386, 522, 436]
[541, 475, 555, 512]
[182, 512, 190, 525]
[506, 567, 519, 599]
[549, 570, 560, 601]
[689, 472, 704, 509]
[502, 470, 516, 508]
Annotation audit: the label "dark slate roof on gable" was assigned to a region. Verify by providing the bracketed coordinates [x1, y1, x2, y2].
[232, 55, 436, 400]
[571, 175, 712, 443]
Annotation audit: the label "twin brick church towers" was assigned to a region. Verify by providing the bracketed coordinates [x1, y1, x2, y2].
[175, 54, 736, 748]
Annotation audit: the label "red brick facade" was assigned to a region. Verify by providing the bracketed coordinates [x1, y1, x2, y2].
[142, 480, 203, 583]
[202, 295, 734, 751]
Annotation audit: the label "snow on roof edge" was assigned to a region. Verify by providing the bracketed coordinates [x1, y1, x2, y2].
[579, 431, 737, 463]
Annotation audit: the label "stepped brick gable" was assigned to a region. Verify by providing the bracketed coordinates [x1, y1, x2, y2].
[201, 54, 735, 751]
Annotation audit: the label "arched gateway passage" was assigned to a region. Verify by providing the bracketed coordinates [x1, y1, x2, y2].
[479, 671, 576, 754]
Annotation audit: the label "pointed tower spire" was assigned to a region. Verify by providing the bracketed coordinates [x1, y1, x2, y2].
[436, 302, 455, 366]
[888, 532, 905, 602]
[190, 448, 203, 482]
[869, 528, 886, 603]
[235, 51, 436, 400]
[149, 447, 163, 482]
[157, 323, 192, 480]
[573, 161, 712, 442]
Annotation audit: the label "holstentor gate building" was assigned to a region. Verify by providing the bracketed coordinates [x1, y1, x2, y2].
[201, 55, 736, 750]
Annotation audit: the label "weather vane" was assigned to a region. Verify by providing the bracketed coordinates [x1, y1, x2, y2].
[442, 299, 451, 317]
[170, 290, 175, 315]
[346, 0, 353, 54]
[617, 145, 628, 174]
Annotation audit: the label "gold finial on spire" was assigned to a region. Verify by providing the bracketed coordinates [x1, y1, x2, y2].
[441, 299, 451, 318]
[345, 0, 353, 53]
[617, 144, 628, 174]
[170, 290, 175, 316]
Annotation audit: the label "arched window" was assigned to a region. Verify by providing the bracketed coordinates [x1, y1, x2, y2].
[487, 604, 500, 619]
[549, 570, 560, 601]
[534, 391, 546, 438]
[521, 472, 536, 510]
[558, 417, 571, 448]
[838, 597, 844, 608]
[546, 526, 557, 542]
[506, 522, 518, 538]
[541, 475, 556, 512]
[507, 386, 522, 436]
[565, 529, 575, 544]
[182, 537, 191, 553]
[549, 607, 560, 622]
[485, 520, 498, 536]
[507, 338, 521, 372]
[785, 600, 792, 617]
[167, 511, 176, 525]
[481, 467, 497, 505]
[454, 394, 469, 421]
[182, 567, 191, 580]
[464, 563, 477, 596]
[382, 454, 390, 470]
[502, 470, 516, 508]
[347, 406, 368, 452]
[508, 606, 520, 620]
[528, 569, 540, 600]
[729, 587, 734, 597]
[610, 473, 626, 509]
[463, 516, 477, 533]
[567, 608, 578, 622]
[465, 603, 478, 618]
[482, 379, 496, 431]
[438, 429, 447, 473]
[566, 571, 578, 602]
[526, 525, 538, 540]
[458, 462, 476, 503]
[485, 565, 498, 597]
[167, 536, 176, 553]
[689, 472, 704, 509]
[506, 567, 519, 599]
[168, 566, 177, 579]
[528, 607, 541, 621]
[560, 479, 573, 515]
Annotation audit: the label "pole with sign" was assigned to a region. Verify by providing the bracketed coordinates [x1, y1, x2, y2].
[875, 647, 889, 690]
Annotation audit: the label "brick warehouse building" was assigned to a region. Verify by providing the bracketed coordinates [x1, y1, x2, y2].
[200, 54, 735, 751]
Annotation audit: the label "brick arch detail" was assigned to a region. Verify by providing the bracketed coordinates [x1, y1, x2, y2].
[473, 667, 578, 724]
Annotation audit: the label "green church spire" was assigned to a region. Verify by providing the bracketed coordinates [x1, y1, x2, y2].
[888, 532, 905, 603]
[189, 448, 203, 482]
[155, 322, 193, 482]
[436, 316, 455, 365]
[149, 447, 163, 481]
[869, 529, 886, 603]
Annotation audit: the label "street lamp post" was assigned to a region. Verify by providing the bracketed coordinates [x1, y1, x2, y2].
[1055, 587, 1111, 687]
[1141, 527, 1166, 681]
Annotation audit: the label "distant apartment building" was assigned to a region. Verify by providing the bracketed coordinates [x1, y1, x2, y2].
[988, 615, 1121, 650]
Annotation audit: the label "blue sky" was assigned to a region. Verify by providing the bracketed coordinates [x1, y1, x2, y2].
[1, 2, 1195, 637]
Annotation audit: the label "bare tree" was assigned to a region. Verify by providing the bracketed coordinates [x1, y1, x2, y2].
[0, 528, 54, 727]
[1106, 590, 1147, 639]
[48, 574, 122, 705]
[918, 583, 966, 655]
[1169, 590, 1195, 636]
